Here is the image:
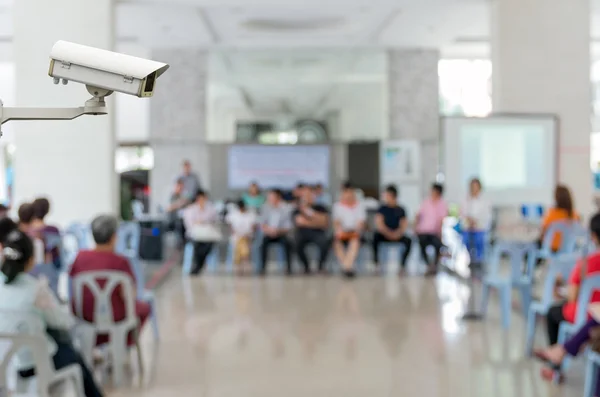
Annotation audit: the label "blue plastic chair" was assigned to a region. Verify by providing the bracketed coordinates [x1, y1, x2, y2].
[538, 221, 576, 260]
[379, 242, 408, 275]
[252, 230, 287, 274]
[480, 241, 537, 329]
[65, 222, 92, 250]
[115, 222, 141, 259]
[556, 274, 600, 375]
[524, 253, 579, 355]
[182, 241, 219, 275]
[584, 350, 600, 397]
[29, 263, 60, 298]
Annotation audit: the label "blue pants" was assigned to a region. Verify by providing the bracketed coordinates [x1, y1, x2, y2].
[462, 230, 486, 263]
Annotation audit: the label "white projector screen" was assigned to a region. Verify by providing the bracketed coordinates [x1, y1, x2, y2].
[228, 145, 330, 189]
[443, 115, 557, 207]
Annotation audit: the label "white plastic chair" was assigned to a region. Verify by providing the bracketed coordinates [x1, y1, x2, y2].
[71, 271, 143, 387]
[0, 312, 84, 397]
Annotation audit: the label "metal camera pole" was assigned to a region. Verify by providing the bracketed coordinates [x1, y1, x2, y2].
[462, 229, 484, 321]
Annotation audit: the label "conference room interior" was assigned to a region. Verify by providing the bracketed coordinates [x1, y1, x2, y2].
[2, 1, 600, 396]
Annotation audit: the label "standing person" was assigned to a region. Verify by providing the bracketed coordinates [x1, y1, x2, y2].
[258, 189, 293, 275]
[178, 159, 201, 201]
[226, 200, 257, 275]
[166, 178, 190, 243]
[242, 182, 265, 212]
[372, 185, 412, 276]
[332, 182, 366, 279]
[294, 188, 330, 274]
[182, 190, 218, 275]
[461, 177, 492, 264]
[0, 230, 104, 397]
[415, 183, 448, 276]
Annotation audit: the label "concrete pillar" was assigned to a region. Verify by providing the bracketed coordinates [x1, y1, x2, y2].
[388, 49, 440, 198]
[149, 49, 208, 212]
[492, 0, 592, 216]
[13, 0, 116, 226]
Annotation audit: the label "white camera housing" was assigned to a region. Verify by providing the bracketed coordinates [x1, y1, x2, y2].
[49, 41, 169, 98]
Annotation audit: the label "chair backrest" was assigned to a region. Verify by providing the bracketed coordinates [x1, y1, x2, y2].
[574, 273, 600, 324]
[541, 221, 575, 254]
[71, 271, 137, 331]
[0, 311, 52, 396]
[115, 222, 141, 258]
[487, 241, 536, 279]
[65, 222, 92, 250]
[121, 252, 145, 298]
[540, 253, 580, 306]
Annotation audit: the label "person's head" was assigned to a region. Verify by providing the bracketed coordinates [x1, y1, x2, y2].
[431, 183, 444, 200]
[91, 214, 118, 250]
[17, 203, 35, 227]
[174, 178, 184, 194]
[1, 230, 34, 285]
[294, 183, 306, 198]
[555, 185, 574, 218]
[590, 212, 600, 245]
[469, 178, 482, 197]
[248, 182, 260, 196]
[314, 183, 323, 195]
[341, 182, 356, 204]
[194, 189, 207, 206]
[0, 204, 8, 218]
[267, 189, 283, 205]
[183, 160, 192, 175]
[0, 218, 17, 245]
[32, 197, 50, 221]
[383, 185, 398, 206]
[237, 199, 247, 213]
[301, 187, 315, 205]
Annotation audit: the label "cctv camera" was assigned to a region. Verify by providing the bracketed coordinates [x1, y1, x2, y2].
[48, 41, 169, 99]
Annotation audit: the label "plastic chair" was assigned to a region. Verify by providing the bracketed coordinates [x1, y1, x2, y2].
[538, 221, 576, 260]
[182, 242, 219, 275]
[122, 253, 159, 340]
[252, 231, 287, 274]
[0, 312, 84, 397]
[65, 223, 92, 251]
[480, 241, 537, 329]
[71, 271, 142, 387]
[29, 263, 60, 299]
[378, 242, 408, 275]
[115, 222, 141, 259]
[525, 253, 579, 355]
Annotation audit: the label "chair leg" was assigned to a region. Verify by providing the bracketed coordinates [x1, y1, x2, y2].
[182, 243, 194, 276]
[518, 285, 532, 317]
[480, 284, 491, 316]
[525, 308, 537, 356]
[150, 301, 160, 340]
[584, 357, 599, 397]
[500, 287, 511, 329]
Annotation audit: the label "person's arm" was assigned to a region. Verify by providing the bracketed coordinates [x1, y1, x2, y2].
[311, 207, 329, 229]
[279, 209, 293, 234]
[34, 279, 75, 330]
[121, 257, 139, 297]
[332, 204, 343, 236]
[375, 208, 391, 235]
[357, 204, 367, 232]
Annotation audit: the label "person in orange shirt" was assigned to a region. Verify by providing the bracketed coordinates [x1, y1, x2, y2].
[539, 185, 579, 252]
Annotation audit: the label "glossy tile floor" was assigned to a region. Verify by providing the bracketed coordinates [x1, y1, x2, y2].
[106, 261, 588, 397]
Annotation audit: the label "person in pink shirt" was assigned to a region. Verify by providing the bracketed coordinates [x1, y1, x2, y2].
[415, 183, 448, 276]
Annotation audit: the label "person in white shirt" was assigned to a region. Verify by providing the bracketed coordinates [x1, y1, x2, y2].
[332, 182, 366, 279]
[461, 177, 492, 263]
[226, 200, 257, 274]
[0, 230, 103, 397]
[183, 189, 218, 275]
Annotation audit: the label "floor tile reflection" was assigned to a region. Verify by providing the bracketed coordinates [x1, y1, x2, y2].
[110, 273, 584, 397]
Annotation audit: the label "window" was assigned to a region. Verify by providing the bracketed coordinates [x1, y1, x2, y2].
[115, 146, 154, 173]
[439, 60, 492, 117]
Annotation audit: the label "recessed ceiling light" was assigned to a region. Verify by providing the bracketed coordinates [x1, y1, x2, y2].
[242, 17, 345, 32]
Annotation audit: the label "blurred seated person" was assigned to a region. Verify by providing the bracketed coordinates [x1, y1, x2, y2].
[294, 188, 330, 274]
[226, 200, 257, 275]
[539, 185, 579, 252]
[461, 177, 491, 264]
[0, 230, 104, 397]
[259, 189, 293, 275]
[0, 217, 17, 248]
[313, 183, 332, 207]
[69, 215, 151, 347]
[183, 189, 219, 275]
[18, 203, 44, 265]
[372, 185, 412, 276]
[537, 213, 600, 348]
[333, 182, 366, 279]
[30, 197, 62, 269]
[415, 183, 448, 276]
[242, 182, 265, 211]
[0, 204, 8, 218]
[166, 178, 189, 242]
